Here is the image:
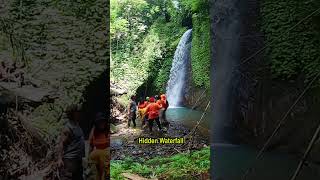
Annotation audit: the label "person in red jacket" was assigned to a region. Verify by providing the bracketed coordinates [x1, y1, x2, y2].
[145, 97, 162, 132]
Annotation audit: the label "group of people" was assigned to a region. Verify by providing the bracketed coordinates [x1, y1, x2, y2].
[0, 61, 25, 87]
[57, 104, 109, 180]
[128, 94, 169, 132]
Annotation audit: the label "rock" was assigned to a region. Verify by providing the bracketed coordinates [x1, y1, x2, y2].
[110, 83, 127, 96]
[203, 144, 208, 148]
[121, 173, 157, 180]
[0, 83, 57, 105]
[110, 123, 117, 133]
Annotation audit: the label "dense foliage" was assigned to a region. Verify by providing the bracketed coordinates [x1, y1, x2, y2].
[111, 0, 184, 97]
[261, 0, 320, 83]
[111, 147, 210, 179]
[180, 0, 209, 14]
[111, 0, 210, 100]
[190, 10, 210, 88]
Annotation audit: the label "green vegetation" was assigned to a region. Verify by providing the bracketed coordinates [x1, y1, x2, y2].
[111, 0, 210, 98]
[261, 0, 320, 82]
[111, 147, 210, 180]
[0, 0, 107, 140]
[180, 0, 209, 13]
[191, 12, 210, 89]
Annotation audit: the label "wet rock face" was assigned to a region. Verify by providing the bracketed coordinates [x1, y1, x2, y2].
[210, 0, 243, 144]
[208, 0, 320, 159]
[237, 79, 320, 149]
[208, 0, 320, 161]
[184, 83, 210, 111]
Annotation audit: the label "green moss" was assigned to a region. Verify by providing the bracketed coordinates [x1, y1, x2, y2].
[261, 0, 320, 82]
[153, 56, 173, 93]
[191, 13, 210, 89]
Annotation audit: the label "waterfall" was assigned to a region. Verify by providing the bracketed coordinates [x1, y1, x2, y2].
[166, 29, 192, 107]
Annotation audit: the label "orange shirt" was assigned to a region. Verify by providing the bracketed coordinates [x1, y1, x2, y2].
[89, 128, 109, 149]
[160, 95, 168, 109]
[146, 102, 162, 119]
[160, 100, 168, 109]
[138, 102, 147, 109]
[138, 101, 149, 109]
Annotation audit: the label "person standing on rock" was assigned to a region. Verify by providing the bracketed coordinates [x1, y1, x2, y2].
[57, 104, 85, 180]
[128, 95, 137, 128]
[145, 97, 162, 133]
[88, 112, 109, 180]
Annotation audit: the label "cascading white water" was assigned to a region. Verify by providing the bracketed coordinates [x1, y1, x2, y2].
[166, 29, 192, 107]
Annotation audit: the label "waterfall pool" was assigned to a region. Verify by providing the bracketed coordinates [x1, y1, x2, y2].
[213, 144, 320, 180]
[166, 108, 319, 179]
[166, 107, 211, 136]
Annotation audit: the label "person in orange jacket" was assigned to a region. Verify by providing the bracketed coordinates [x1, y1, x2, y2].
[142, 97, 150, 128]
[145, 97, 162, 132]
[159, 94, 169, 125]
[155, 95, 161, 105]
[156, 97, 162, 106]
[138, 99, 146, 109]
[88, 113, 109, 180]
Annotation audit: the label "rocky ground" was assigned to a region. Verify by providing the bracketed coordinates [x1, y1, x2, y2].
[0, 108, 54, 180]
[110, 102, 209, 161]
[0, 108, 99, 180]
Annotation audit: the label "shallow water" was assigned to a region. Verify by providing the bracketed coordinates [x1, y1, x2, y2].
[166, 108, 320, 179]
[166, 107, 211, 136]
[212, 144, 320, 180]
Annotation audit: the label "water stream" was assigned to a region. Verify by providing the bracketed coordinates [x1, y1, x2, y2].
[166, 29, 192, 107]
